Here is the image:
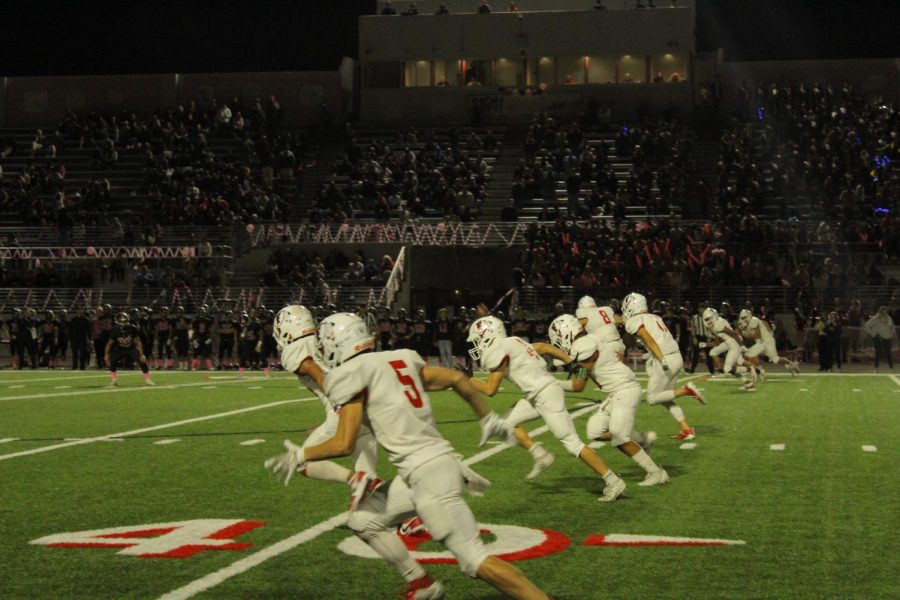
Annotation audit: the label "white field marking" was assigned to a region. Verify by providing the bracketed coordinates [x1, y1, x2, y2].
[862, 445, 878, 453]
[154, 439, 181, 446]
[158, 404, 599, 600]
[239, 439, 266, 446]
[64, 438, 84, 441]
[247, 386, 263, 390]
[55, 385, 72, 389]
[0, 371, 275, 385]
[202, 386, 217, 389]
[8, 385, 25, 389]
[0, 397, 314, 462]
[0, 376, 286, 403]
[852, 388, 863, 392]
[799, 388, 810, 392]
[101, 438, 125, 442]
[0, 438, 19, 444]
[769, 444, 786, 451]
[679, 443, 697, 450]
[890, 375, 900, 388]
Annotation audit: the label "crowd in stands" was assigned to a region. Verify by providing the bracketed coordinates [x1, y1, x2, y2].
[310, 126, 497, 223]
[515, 217, 892, 291]
[261, 248, 395, 289]
[1, 96, 300, 227]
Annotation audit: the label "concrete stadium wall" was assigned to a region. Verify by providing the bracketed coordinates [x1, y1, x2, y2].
[1, 71, 345, 127]
[377, 0, 695, 14]
[360, 9, 695, 60]
[409, 247, 520, 290]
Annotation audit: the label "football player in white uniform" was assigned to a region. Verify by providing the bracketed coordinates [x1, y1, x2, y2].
[575, 295, 626, 359]
[702, 308, 758, 389]
[738, 309, 800, 375]
[466, 316, 627, 502]
[622, 292, 705, 441]
[273, 305, 381, 505]
[265, 313, 546, 600]
[542, 314, 669, 486]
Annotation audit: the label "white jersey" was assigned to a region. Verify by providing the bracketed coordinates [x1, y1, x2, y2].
[325, 349, 454, 479]
[576, 305, 622, 344]
[482, 336, 557, 400]
[741, 316, 774, 344]
[624, 313, 680, 355]
[571, 335, 639, 395]
[281, 336, 331, 411]
[710, 316, 740, 350]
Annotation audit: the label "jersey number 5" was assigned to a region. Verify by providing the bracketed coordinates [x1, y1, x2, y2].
[389, 360, 423, 408]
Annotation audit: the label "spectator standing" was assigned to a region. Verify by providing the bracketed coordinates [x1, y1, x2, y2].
[433, 308, 454, 368]
[380, 1, 398, 14]
[69, 307, 92, 370]
[864, 306, 895, 371]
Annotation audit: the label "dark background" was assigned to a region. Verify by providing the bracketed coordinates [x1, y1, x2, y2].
[1, 0, 898, 77]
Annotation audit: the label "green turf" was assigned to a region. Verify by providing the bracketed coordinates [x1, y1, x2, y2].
[1, 370, 897, 599]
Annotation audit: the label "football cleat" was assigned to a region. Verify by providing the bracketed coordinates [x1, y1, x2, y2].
[404, 576, 445, 600]
[670, 428, 696, 441]
[144, 379, 156, 386]
[347, 471, 381, 512]
[109, 380, 118, 387]
[398, 516, 428, 537]
[640, 431, 658, 454]
[756, 367, 766, 383]
[741, 378, 755, 390]
[598, 477, 626, 502]
[684, 382, 706, 405]
[637, 468, 670, 487]
[789, 361, 801, 375]
[526, 450, 556, 480]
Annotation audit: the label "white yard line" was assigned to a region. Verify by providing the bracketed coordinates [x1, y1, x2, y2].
[890, 375, 900, 388]
[769, 444, 786, 451]
[239, 439, 266, 446]
[158, 403, 599, 600]
[0, 397, 314, 462]
[0, 377, 284, 403]
[861, 445, 878, 453]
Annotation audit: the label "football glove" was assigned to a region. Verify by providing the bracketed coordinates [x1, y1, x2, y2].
[454, 362, 473, 378]
[264, 440, 306, 486]
[478, 411, 513, 447]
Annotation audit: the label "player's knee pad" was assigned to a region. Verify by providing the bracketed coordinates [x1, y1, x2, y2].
[504, 398, 541, 428]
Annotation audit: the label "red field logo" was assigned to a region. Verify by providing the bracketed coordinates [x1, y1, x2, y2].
[338, 523, 571, 563]
[30, 519, 265, 559]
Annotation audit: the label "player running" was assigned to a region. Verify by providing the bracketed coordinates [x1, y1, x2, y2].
[272, 305, 381, 504]
[467, 315, 627, 502]
[265, 312, 546, 600]
[104, 312, 154, 387]
[575, 295, 626, 359]
[738, 309, 800, 376]
[702, 308, 758, 389]
[622, 292, 705, 441]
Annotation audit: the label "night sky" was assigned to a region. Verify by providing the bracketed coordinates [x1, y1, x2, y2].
[1, 0, 898, 77]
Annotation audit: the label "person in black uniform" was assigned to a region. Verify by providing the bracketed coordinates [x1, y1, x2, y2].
[452, 306, 469, 368]
[216, 310, 237, 369]
[56, 309, 70, 364]
[410, 309, 431, 358]
[7, 309, 21, 369]
[104, 312, 154, 386]
[375, 306, 393, 351]
[154, 306, 173, 369]
[433, 307, 454, 368]
[238, 311, 262, 375]
[173, 307, 191, 370]
[17, 308, 38, 369]
[94, 305, 113, 369]
[191, 305, 215, 371]
[392, 308, 412, 349]
[38, 310, 59, 368]
[68, 306, 92, 370]
[259, 307, 276, 376]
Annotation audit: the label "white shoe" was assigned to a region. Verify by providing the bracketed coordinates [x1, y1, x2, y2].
[640, 431, 657, 454]
[741, 378, 755, 390]
[109, 380, 118, 387]
[526, 450, 555, 480]
[405, 578, 445, 600]
[637, 468, 670, 487]
[756, 367, 766, 383]
[145, 379, 156, 386]
[598, 476, 626, 502]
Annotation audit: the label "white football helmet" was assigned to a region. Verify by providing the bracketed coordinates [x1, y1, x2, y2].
[317, 313, 374, 369]
[702, 307, 719, 328]
[549, 314, 583, 355]
[622, 292, 648, 320]
[273, 305, 316, 349]
[577, 296, 597, 310]
[738, 309, 752, 328]
[467, 316, 506, 365]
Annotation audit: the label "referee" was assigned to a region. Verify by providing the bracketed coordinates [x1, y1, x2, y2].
[689, 302, 715, 374]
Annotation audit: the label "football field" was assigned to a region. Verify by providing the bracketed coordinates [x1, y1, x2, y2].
[1, 369, 897, 599]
